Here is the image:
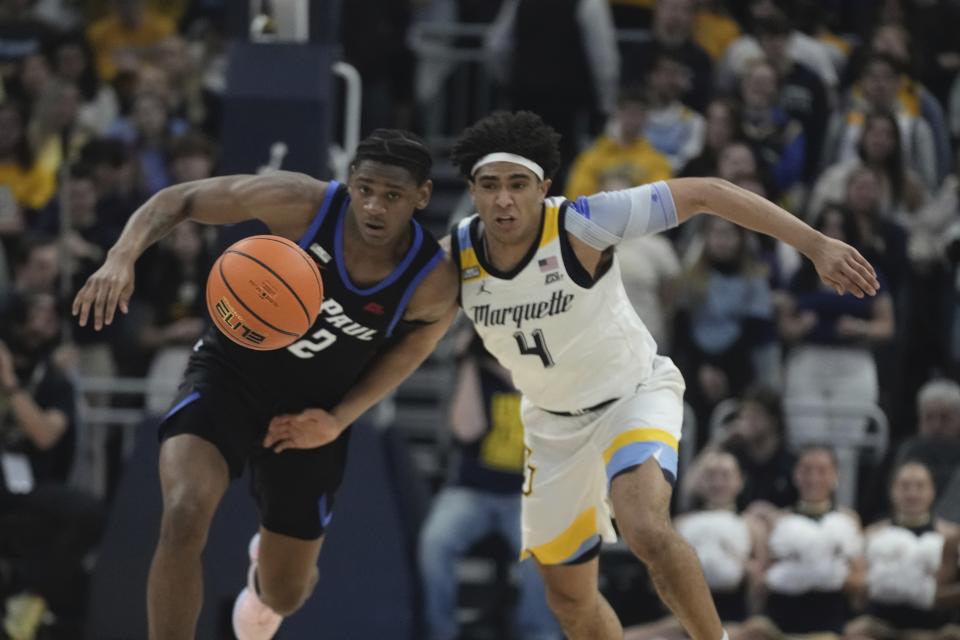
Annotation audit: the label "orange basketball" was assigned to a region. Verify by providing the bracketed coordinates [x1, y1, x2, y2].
[206, 235, 323, 350]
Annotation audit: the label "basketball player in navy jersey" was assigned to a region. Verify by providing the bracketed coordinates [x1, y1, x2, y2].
[72, 130, 459, 640]
[446, 111, 879, 640]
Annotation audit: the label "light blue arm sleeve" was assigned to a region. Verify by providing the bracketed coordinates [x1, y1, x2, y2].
[563, 181, 679, 250]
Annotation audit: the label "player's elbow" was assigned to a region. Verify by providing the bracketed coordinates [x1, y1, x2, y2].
[696, 177, 735, 208]
[671, 176, 731, 223]
[149, 183, 193, 222]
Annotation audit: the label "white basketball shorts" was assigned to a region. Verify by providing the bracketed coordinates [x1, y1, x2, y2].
[519, 355, 685, 565]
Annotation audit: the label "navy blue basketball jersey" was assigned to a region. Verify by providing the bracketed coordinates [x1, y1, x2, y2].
[189, 181, 444, 414]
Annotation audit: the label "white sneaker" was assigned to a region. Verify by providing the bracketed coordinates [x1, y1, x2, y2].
[232, 534, 283, 640]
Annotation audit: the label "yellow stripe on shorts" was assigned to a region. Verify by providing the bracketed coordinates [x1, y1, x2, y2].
[602, 428, 678, 465]
[523, 506, 598, 564]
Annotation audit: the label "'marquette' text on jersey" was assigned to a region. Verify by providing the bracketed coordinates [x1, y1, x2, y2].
[470, 291, 575, 329]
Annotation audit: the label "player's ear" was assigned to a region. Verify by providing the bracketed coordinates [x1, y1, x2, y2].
[415, 179, 433, 210]
[540, 178, 552, 197]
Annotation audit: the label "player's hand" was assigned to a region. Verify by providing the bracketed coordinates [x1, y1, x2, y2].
[263, 409, 344, 453]
[72, 254, 135, 330]
[808, 237, 879, 298]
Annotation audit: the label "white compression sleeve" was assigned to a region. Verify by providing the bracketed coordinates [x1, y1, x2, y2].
[564, 181, 678, 250]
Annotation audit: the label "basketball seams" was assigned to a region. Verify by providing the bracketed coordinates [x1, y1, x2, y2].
[217, 257, 301, 337]
[248, 236, 323, 311]
[206, 234, 324, 350]
[225, 248, 312, 325]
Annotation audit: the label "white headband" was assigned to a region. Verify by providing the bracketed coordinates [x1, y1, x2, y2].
[471, 152, 545, 181]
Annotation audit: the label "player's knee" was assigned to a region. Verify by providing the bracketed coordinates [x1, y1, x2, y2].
[621, 514, 674, 563]
[158, 494, 217, 551]
[543, 581, 593, 623]
[260, 570, 317, 617]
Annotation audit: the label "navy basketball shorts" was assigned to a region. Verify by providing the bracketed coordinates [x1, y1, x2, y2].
[158, 367, 350, 540]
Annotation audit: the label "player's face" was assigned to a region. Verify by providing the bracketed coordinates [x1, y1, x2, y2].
[891, 463, 935, 517]
[470, 162, 551, 248]
[347, 160, 432, 246]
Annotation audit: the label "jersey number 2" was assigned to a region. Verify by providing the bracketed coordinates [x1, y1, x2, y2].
[513, 329, 554, 368]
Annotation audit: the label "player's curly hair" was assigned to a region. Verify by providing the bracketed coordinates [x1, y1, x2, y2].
[352, 129, 433, 185]
[451, 111, 562, 181]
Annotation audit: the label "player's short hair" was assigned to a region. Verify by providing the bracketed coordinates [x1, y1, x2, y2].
[451, 111, 562, 181]
[351, 129, 433, 185]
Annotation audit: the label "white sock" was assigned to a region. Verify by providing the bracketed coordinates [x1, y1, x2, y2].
[721, 631, 729, 640]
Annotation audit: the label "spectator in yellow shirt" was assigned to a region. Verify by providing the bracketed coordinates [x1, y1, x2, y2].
[86, 0, 175, 81]
[0, 100, 56, 212]
[565, 87, 674, 199]
[694, 0, 741, 60]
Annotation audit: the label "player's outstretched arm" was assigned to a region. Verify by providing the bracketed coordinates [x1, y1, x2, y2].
[331, 254, 460, 426]
[263, 254, 460, 452]
[668, 177, 880, 298]
[72, 172, 327, 330]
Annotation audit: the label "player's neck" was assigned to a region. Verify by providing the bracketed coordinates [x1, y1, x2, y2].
[479, 225, 537, 273]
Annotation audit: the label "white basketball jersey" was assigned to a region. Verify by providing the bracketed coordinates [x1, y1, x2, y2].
[455, 197, 659, 412]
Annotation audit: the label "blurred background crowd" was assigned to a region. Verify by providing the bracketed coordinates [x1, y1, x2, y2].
[0, 0, 959, 638]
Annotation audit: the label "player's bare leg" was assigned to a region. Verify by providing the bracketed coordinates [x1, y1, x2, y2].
[232, 528, 324, 639]
[148, 435, 230, 640]
[611, 458, 724, 640]
[256, 529, 323, 615]
[536, 557, 621, 639]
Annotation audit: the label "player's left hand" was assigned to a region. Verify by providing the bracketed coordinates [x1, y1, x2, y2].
[809, 237, 879, 298]
[264, 409, 344, 453]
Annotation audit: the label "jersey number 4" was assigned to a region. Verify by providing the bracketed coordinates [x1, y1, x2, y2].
[513, 329, 554, 368]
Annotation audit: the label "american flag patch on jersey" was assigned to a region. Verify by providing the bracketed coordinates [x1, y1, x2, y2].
[538, 256, 558, 272]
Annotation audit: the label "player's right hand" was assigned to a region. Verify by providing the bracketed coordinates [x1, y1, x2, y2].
[72, 255, 135, 330]
[263, 409, 345, 453]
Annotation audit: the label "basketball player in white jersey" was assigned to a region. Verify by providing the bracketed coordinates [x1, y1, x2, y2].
[446, 111, 879, 640]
